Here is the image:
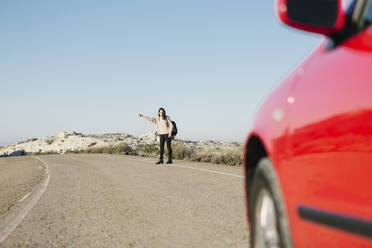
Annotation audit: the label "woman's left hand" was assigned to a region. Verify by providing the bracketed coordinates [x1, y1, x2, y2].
[168, 133, 172, 138]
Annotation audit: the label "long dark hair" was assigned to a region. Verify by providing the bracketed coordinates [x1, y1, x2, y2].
[158, 107, 170, 128]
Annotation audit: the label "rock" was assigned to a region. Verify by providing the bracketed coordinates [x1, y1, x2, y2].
[139, 131, 159, 143]
[57, 132, 68, 139]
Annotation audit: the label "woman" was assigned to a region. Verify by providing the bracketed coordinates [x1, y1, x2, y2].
[139, 108, 173, 164]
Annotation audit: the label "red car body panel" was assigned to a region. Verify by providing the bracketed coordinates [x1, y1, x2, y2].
[244, 22, 372, 247]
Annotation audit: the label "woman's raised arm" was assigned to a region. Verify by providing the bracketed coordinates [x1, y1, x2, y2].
[139, 113, 156, 124]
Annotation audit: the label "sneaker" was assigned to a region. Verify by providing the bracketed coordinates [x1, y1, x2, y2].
[155, 160, 164, 164]
[166, 160, 173, 164]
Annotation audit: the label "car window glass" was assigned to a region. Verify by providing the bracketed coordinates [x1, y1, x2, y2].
[365, 1, 372, 24]
[344, 0, 355, 9]
[345, 0, 358, 15]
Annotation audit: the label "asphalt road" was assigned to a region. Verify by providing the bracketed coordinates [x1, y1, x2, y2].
[0, 154, 249, 248]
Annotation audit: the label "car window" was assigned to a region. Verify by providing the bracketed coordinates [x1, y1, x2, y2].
[346, 0, 358, 15]
[344, 0, 355, 9]
[364, 0, 372, 24]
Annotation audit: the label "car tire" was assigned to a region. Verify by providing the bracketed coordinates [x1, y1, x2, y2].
[248, 158, 293, 248]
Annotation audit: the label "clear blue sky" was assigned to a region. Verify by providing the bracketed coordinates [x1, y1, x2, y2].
[0, 0, 320, 145]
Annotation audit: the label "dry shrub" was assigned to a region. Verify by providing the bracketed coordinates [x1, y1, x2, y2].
[190, 147, 243, 166]
[169, 141, 195, 160]
[36, 150, 59, 155]
[78, 143, 137, 155]
[83, 147, 104, 154]
[136, 144, 159, 157]
[65, 149, 77, 154]
[211, 150, 242, 165]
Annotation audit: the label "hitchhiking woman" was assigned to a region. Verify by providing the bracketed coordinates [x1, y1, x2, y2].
[139, 108, 173, 164]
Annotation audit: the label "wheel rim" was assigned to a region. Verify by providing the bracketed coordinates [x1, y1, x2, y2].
[253, 188, 280, 248]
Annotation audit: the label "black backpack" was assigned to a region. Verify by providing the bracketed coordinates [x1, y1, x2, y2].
[171, 121, 178, 136]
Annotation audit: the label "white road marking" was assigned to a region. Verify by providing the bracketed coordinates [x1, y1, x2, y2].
[171, 164, 243, 178]
[18, 192, 31, 203]
[0, 156, 50, 245]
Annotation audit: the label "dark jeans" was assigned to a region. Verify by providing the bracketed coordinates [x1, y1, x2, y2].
[159, 134, 172, 161]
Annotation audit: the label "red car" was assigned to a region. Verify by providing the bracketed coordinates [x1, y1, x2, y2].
[243, 0, 372, 247]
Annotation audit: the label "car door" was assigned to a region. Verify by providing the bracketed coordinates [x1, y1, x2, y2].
[282, 2, 372, 247]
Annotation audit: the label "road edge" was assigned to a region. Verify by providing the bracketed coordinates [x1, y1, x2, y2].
[0, 156, 50, 244]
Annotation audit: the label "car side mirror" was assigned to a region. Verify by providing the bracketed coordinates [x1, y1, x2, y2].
[276, 0, 345, 35]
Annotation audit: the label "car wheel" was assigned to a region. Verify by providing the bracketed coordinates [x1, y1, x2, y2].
[248, 158, 293, 248]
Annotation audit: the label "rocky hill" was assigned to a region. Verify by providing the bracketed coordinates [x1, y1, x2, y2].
[0, 131, 243, 165]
